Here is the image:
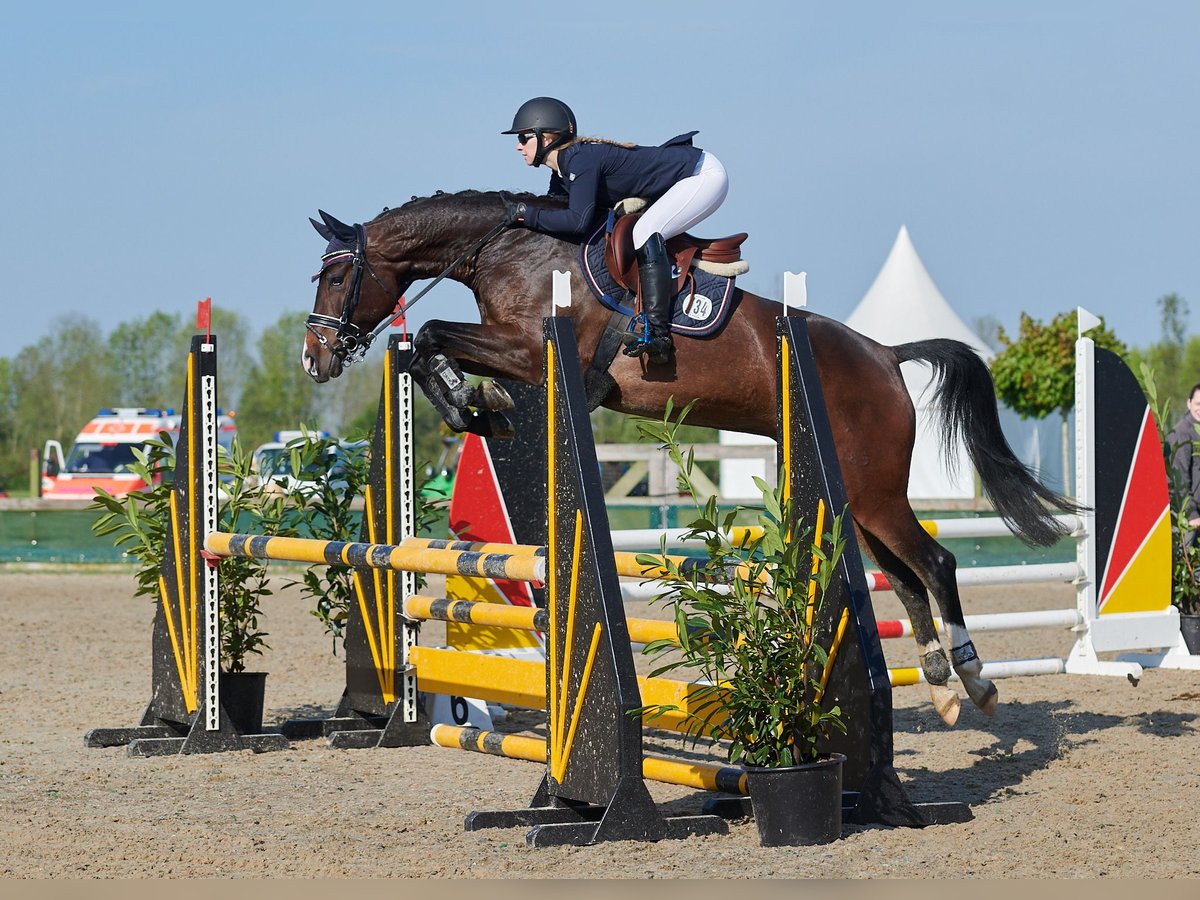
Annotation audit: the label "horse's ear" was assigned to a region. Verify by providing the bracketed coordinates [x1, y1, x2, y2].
[318, 209, 357, 243]
[310, 217, 334, 241]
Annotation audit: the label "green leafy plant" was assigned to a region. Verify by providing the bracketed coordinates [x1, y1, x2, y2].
[278, 429, 439, 651]
[91, 433, 287, 672]
[90, 436, 174, 602]
[217, 436, 291, 671]
[272, 429, 370, 646]
[632, 400, 848, 768]
[1141, 364, 1200, 616]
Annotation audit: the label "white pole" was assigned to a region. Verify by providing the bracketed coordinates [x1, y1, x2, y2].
[1069, 335, 1101, 652]
[396, 341, 419, 725]
[200, 341, 220, 731]
[608, 515, 1082, 549]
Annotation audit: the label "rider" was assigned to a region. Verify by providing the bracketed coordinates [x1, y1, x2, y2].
[500, 97, 729, 365]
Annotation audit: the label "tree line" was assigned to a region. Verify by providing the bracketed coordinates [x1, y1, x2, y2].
[0, 308, 447, 493]
[2, 294, 1194, 495]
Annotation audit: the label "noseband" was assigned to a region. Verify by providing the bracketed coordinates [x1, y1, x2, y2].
[307, 223, 396, 367]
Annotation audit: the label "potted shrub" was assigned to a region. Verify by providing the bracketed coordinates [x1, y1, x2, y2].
[1142, 367, 1200, 652]
[1168, 505, 1200, 653]
[634, 402, 849, 846]
[274, 429, 439, 653]
[91, 434, 286, 734]
[271, 430, 372, 650]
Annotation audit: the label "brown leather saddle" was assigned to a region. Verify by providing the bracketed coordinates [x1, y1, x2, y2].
[603, 210, 748, 295]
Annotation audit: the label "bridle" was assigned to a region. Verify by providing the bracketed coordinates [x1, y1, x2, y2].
[306, 223, 394, 367]
[307, 218, 510, 367]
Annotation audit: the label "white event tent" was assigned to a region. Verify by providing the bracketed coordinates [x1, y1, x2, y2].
[844, 225, 991, 501]
[719, 226, 1062, 503]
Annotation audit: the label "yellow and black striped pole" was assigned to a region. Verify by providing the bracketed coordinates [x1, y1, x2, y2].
[400, 535, 725, 582]
[403, 595, 681, 646]
[204, 532, 547, 583]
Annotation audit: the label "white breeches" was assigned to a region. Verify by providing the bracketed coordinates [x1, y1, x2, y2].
[631, 151, 729, 249]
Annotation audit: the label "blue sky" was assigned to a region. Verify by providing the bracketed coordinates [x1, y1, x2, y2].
[2, 1, 1197, 360]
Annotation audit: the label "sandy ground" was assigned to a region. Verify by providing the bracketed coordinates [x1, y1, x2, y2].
[1, 568, 1199, 879]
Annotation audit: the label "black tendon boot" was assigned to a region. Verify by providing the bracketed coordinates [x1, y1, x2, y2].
[623, 232, 674, 364]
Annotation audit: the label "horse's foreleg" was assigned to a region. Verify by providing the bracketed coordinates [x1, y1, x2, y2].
[422, 352, 515, 412]
[412, 319, 542, 436]
[415, 320, 543, 385]
[410, 354, 513, 438]
[859, 530, 961, 726]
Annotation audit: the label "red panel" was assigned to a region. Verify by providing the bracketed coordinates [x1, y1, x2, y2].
[447, 434, 533, 609]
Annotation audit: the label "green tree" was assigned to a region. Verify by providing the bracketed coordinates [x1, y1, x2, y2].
[107, 311, 185, 408]
[1126, 294, 1200, 423]
[202, 306, 254, 413]
[317, 355, 384, 442]
[0, 305, 256, 493]
[0, 357, 20, 490]
[992, 310, 1127, 419]
[0, 317, 118, 492]
[236, 311, 327, 449]
[991, 310, 1126, 496]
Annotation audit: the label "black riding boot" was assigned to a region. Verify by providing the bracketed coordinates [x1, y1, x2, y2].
[623, 232, 674, 364]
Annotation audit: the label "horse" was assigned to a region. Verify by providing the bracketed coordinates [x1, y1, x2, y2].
[302, 189, 1079, 727]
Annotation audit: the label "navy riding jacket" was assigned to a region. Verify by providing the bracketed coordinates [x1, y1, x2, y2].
[524, 132, 703, 238]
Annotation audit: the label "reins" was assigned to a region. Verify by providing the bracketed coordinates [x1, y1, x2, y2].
[307, 218, 509, 367]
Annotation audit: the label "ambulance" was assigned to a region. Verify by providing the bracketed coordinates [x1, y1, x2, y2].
[41, 407, 237, 500]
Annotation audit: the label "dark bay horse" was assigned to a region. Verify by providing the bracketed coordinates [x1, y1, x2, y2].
[302, 190, 1079, 727]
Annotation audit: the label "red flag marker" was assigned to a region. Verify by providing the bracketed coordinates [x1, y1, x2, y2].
[196, 297, 212, 340]
[391, 296, 408, 341]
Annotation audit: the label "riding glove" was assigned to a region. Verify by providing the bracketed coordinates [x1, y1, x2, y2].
[499, 192, 529, 227]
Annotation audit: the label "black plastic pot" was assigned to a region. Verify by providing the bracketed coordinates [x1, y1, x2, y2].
[218, 671, 268, 735]
[1181, 614, 1200, 655]
[745, 753, 845, 846]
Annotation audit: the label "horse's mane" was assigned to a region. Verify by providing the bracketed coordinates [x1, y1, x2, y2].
[368, 188, 566, 224]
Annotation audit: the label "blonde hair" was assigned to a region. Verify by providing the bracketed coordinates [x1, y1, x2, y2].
[552, 135, 637, 151]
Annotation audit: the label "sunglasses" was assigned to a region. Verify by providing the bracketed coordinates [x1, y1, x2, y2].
[517, 131, 537, 145]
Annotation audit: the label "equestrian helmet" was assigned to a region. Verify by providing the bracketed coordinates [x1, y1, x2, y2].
[502, 97, 577, 138]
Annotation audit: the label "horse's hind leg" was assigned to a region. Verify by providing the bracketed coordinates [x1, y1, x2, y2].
[862, 518, 998, 719]
[859, 531, 962, 726]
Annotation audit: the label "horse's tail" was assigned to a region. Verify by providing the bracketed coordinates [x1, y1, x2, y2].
[893, 338, 1085, 548]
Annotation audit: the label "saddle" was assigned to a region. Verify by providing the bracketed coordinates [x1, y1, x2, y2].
[603, 204, 749, 295]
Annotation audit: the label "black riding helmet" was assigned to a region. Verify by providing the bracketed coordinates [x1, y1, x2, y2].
[502, 97, 577, 167]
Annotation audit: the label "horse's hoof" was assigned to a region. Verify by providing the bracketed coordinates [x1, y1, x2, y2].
[477, 379, 515, 411]
[929, 684, 961, 727]
[975, 682, 999, 717]
[490, 411, 515, 439]
[460, 410, 512, 439]
[441, 406, 471, 433]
